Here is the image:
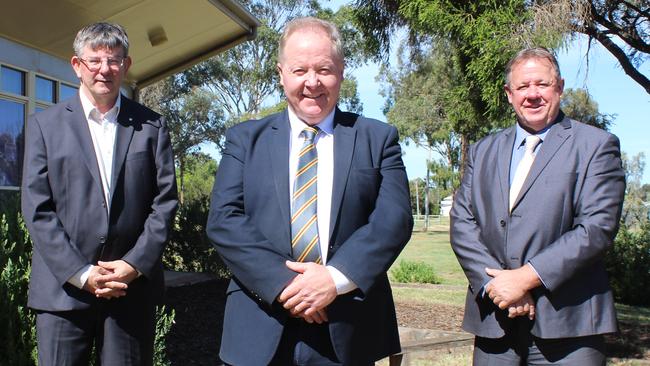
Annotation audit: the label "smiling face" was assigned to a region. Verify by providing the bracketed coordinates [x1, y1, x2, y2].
[71, 45, 131, 112]
[277, 28, 344, 126]
[505, 57, 564, 133]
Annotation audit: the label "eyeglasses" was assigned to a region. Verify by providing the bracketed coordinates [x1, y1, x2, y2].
[78, 57, 125, 72]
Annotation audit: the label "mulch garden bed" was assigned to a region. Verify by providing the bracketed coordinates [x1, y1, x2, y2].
[164, 279, 649, 365]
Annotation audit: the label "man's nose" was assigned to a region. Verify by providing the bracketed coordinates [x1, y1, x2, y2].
[305, 72, 319, 87]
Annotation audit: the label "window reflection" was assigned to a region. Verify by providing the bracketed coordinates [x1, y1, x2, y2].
[36, 76, 56, 103]
[1, 66, 25, 96]
[0, 99, 25, 187]
[60, 84, 78, 101]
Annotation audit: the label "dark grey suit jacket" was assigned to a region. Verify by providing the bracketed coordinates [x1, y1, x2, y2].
[21, 94, 178, 312]
[206, 109, 413, 365]
[450, 112, 625, 339]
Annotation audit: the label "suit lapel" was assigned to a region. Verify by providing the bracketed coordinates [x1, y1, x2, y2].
[498, 126, 517, 214]
[269, 111, 292, 241]
[329, 109, 356, 239]
[66, 96, 104, 194]
[110, 97, 135, 205]
[513, 116, 572, 209]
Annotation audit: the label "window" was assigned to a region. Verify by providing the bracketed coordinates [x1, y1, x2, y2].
[36, 76, 56, 103]
[0, 99, 25, 188]
[1, 66, 25, 96]
[0, 63, 77, 189]
[60, 83, 78, 101]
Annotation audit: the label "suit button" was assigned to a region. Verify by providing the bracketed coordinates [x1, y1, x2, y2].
[100, 236, 106, 244]
[499, 220, 506, 227]
[101, 202, 106, 208]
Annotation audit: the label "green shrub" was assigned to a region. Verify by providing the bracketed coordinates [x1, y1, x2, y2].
[153, 306, 175, 366]
[391, 260, 441, 284]
[164, 155, 230, 277]
[606, 222, 650, 306]
[0, 192, 37, 366]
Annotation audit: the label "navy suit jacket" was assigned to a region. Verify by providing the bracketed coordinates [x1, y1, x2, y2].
[206, 109, 413, 365]
[450, 112, 625, 339]
[21, 94, 178, 312]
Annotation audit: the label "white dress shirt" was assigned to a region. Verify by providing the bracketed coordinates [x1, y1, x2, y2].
[287, 107, 357, 295]
[67, 91, 120, 289]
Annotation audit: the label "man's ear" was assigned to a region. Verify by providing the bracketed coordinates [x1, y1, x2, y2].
[71, 56, 82, 79]
[277, 63, 284, 86]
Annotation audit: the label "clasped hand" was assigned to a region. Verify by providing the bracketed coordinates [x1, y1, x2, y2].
[83, 260, 138, 299]
[485, 267, 537, 320]
[277, 261, 337, 324]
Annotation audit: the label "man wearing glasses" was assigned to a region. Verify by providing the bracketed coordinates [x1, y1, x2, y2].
[21, 22, 178, 365]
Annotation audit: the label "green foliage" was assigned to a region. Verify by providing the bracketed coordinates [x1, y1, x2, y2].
[391, 260, 441, 284]
[606, 222, 650, 306]
[561, 88, 614, 130]
[621, 152, 649, 228]
[0, 192, 37, 366]
[153, 306, 175, 366]
[165, 154, 230, 277]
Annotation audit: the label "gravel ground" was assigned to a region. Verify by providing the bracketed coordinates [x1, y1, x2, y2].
[164, 279, 649, 365]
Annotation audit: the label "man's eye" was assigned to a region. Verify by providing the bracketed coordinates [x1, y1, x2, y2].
[88, 59, 102, 65]
[107, 59, 120, 66]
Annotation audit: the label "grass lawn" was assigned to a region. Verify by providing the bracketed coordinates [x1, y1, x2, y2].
[390, 228, 467, 286]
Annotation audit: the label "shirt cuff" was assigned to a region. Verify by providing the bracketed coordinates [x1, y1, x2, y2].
[68, 264, 93, 289]
[481, 279, 493, 298]
[326, 265, 358, 295]
[527, 262, 547, 289]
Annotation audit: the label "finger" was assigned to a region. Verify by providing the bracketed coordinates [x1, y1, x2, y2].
[498, 300, 508, 310]
[529, 304, 536, 320]
[101, 281, 128, 290]
[508, 307, 517, 318]
[485, 268, 501, 277]
[285, 261, 308, 273]
[282, 294, 303, 310]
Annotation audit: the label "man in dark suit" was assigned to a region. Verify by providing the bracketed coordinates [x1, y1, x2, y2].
[21, 22, 178, 366]
[206, 17, 413, 365]
[450, 47, 625, 364]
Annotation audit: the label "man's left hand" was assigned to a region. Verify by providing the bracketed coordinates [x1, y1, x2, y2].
[278, 261, 337, 323]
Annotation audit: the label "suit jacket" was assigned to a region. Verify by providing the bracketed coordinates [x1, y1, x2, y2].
[21, 94, 178, 312]
[450, 112, 625, 339]
[206, 109, 413, 365]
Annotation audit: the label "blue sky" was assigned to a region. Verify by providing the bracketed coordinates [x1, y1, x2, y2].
[348, 35, 650, 184]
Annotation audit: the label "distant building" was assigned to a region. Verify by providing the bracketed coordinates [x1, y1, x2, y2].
[440, 195, 453, 217]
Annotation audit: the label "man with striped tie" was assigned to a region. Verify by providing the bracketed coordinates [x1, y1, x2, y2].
[207, 16, 413, 366]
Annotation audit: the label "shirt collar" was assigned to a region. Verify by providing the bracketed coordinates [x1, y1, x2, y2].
[514, 121, 552, 149]
[287, 107, 336, 139]
[79, 90, 121, 123]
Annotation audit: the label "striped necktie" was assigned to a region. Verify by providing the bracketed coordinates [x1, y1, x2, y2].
[291, 127, 321, 263]
[509, 135, 542, 212]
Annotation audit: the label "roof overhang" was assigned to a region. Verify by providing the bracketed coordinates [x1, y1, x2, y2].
[0, 0, 259, 89]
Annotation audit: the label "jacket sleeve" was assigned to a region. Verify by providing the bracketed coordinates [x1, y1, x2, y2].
[206, 127, 296, 305]
[450, 143, 506, 294]
[527, 133, 625, 291]
[122, 117, 179, 277]
[325, 126, 413, 296]
[21, 114, 90, 285]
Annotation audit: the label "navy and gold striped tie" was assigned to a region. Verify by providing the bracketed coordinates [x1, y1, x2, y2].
[291, 127, 321, 263]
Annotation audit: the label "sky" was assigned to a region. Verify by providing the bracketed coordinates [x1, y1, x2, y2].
[204, 1, 650, 183]
[347, 34, 650, 184]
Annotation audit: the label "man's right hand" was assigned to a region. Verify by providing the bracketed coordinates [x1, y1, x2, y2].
[82, 265, 128, 299]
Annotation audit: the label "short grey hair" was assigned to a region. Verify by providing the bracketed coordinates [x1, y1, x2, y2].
[73, 22, 129, 57]
[505, 47, 561, 86]
[278, 17, 344, 64]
